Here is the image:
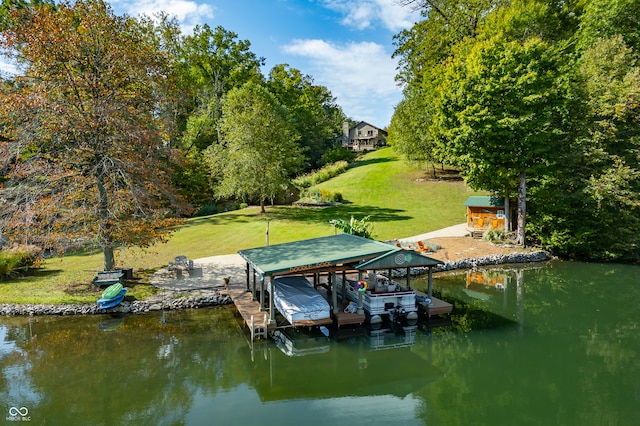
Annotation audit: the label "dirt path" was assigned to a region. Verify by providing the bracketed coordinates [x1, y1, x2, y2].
[420, 236, 537, 262]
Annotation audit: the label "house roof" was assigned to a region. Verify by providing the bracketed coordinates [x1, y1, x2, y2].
[464, 196, 505, 208]
[352, 121, 388, 135]
[237, 233, 394, 276]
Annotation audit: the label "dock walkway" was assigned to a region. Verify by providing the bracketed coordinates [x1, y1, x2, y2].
[225, 283, 273, 340]
[415, 290, 453, 317]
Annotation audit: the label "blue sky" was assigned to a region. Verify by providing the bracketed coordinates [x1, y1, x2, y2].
[1, 0, 421, 127]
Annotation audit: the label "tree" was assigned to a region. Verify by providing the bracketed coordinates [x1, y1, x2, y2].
[431, 36, 568, 245]
[205, 82, 303, 213]
[175, 24, 264, 208]
[179, 24, 264, 152]
[266, 64, 345, 170]
[388, 85, 439, 177]
[0, 0, 189, 270]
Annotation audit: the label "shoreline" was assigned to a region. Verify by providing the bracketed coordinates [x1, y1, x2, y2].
[0, 249, 552, 316]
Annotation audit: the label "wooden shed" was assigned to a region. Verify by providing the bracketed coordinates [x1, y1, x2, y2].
[464, 196, 508, 237]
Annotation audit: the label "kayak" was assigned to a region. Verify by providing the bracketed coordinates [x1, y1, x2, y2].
[102, 283, 123, 300]
[97, 288, 127, 309]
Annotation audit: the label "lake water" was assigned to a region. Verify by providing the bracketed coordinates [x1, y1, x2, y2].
[1, 260, 638, 425]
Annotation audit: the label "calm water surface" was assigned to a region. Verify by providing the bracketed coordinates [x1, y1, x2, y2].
[1, 260, 638, 425]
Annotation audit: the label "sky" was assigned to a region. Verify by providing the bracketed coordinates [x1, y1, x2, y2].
[1, 0, 422, 127]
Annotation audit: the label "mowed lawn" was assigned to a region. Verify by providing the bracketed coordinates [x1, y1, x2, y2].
[1, 147, 480, 304]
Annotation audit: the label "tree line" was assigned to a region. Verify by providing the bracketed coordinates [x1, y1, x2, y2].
[390, 0, 640, 261]
[0, 0, 349, 270]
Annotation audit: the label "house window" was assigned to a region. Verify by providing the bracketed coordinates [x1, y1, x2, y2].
[496, 210, 505, 219]
[357, 130, 362, 136]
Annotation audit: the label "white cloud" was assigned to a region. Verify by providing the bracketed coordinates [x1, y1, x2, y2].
[111, 0, 215, 33]
[283, 39, 401, 126]
[321, 0, 419, 32]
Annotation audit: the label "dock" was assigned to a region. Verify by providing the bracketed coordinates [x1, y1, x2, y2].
[225, 283, 274, 340]
[415, 290, 453, 317]
[225, 282, 364, 339]
[225, 281, 451, 341]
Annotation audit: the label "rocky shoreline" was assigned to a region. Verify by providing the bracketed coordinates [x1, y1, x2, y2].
[0, 250, 551, 316]
[0, 291, 233, 316]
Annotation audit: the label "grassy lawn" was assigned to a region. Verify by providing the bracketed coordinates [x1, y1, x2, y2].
[0, 147, 481, 304]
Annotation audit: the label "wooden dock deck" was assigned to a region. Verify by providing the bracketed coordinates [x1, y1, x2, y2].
[415, 290, 453, 317]
[225, 283, 274, 339]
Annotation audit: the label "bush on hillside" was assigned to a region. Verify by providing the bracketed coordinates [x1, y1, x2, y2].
[321, 146, 355, 164]
[295, 189, 343, 206]
[293, 161, 349, 189]
[0, 245, 44, 279]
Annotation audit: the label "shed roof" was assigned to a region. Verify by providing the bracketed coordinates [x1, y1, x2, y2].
[464, 195, 504, 208]
[237, 233, 394, 276]
[355, 248, 443, 270]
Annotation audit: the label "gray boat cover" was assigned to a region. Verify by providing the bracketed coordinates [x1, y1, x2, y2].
[268, 275, 331, 324]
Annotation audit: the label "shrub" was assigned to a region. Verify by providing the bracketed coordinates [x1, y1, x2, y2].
[296, 189, 343, 206]
[0, 245, 43, 279]
[196, 204, 221, 216]
[483, 229, 510, 243]
[321, 146, 355, 164]
[329, 215, 374, 239]
[293, 161, 349, 189]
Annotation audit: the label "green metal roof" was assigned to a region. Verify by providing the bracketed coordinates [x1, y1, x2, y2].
[355, 248, 443, 270]
[238, 233, 395, 276]
[464, 195, 504, 208]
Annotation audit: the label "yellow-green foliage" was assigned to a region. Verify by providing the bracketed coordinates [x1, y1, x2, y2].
[0, 245, 43, 280]
[293, 161, 349, 188]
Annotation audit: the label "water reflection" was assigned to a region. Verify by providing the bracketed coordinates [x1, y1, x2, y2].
[0, 261, 638, 425]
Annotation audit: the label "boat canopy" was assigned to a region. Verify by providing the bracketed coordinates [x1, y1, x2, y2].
[238, 233, 394, 276]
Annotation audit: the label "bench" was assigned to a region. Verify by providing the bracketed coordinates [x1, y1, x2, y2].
[93, 270, 124, 287]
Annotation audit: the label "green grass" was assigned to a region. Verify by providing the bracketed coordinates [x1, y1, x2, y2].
[0, 147, 481, 304]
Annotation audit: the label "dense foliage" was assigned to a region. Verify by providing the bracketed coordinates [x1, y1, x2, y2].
[391, 0, 640, 261]
[0, 0, 347, 268]
[0, 0, 189, 270]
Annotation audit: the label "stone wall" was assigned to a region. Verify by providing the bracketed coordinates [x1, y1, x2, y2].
[396, 250, 552, 278]
[0, 292, 232, 316]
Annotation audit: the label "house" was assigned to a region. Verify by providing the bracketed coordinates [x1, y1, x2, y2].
[341, 121, 387, 151]
[464, 196, 512, 237]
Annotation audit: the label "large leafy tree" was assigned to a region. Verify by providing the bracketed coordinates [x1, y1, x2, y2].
[266, 64, 345, 170]
[179, 24, 264, 152]
[205, 82, 303, 213]
[175, 24, 264, 207]
[393, 0, 640, 260]
[431, 35, 568, 245]
[0, 0, 189, 270]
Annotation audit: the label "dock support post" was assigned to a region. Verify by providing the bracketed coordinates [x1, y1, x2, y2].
[246, 263, 250, 292]
[331, 272, 339, 315]
[269, 276, 276, 324]
[260, 276, 265, 311]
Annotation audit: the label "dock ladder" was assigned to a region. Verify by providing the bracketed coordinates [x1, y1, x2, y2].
[250, 314, 268, 341]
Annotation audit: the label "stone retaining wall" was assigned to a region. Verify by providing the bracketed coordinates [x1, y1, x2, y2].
[0, 293, 232, 316]
[396, 250, 552, 277]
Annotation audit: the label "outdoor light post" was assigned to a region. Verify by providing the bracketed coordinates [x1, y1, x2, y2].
[266, 220, 270, 246]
